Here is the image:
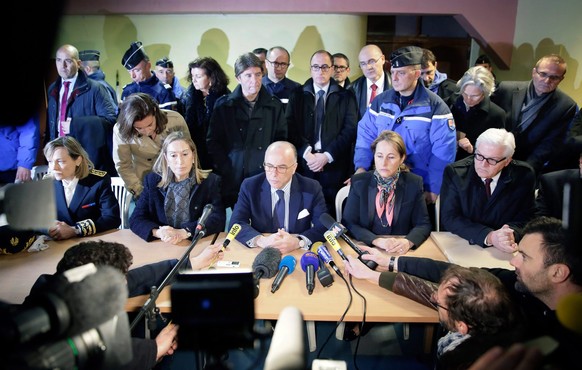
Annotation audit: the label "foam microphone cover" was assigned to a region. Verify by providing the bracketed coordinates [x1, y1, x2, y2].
[319, 213, 336, 229]
[252, 247, 282, 279]
[45, 265, 128, 337]
[557, 292, 582, 335]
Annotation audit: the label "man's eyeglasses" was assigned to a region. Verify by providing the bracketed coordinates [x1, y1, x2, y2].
[359, 56, 382, 68]
[334, 65, 348, 72]
[430, 292, 448, 311]
[534, 68, 563, 82]
[263, 162, 296, 174]
[311, 64, 331, 72]
[474, 153, 506, 166]
[267, 60, 290, 69]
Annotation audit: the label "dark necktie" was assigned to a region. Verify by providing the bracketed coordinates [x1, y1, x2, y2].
[484, 178, 493, 198]
[369, 83, 378, 105]
[274, 189, 285, 230]
[59, 81, 71, 136]
[314, 90, 325, 142]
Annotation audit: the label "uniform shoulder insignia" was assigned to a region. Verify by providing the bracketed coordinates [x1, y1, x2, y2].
[90, 169, 107, 177]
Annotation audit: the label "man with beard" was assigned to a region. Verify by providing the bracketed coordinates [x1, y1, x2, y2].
[346, 261, 521, 369]
[346, 216, 582, 369]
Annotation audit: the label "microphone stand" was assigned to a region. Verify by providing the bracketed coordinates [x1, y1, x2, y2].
[130, 227, 208, 333]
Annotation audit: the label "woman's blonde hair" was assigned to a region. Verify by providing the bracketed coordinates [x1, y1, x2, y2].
[153, 130, 210, 188]
[43, 136, 94, 179]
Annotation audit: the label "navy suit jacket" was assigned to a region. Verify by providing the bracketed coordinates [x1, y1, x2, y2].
[342, 171, 431, 248]
[229, 172, 328, 246]
[129, 172, 226, 241]
[54, 171, 121, 234]
[492, 81, 577, 173]
[440, 157, 536, 247]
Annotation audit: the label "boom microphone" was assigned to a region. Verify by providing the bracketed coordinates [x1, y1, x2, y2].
[316, 241, 343, 278]
[194, 204, 214, 237]
[252, 247, 282, 298]
[271, 256, 296, 293]
[300, 252, 320, 295]
[319, 213, 378, 270]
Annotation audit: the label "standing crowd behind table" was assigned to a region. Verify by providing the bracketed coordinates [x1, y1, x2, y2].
[1, 40, 581, 370]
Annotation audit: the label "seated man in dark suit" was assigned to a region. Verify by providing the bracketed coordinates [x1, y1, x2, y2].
[229, 141, 328, 254]
[440, 128, 536, 253]
[536, 152, 582, 219]
[491, 54, 577, 175]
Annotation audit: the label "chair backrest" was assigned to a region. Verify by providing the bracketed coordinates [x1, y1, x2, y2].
[334, 185, 351, 222]
[31, 165, 49, 181]
[110, 177, 132, 229]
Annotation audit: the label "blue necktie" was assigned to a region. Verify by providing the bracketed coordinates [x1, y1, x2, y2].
[274, 190, 285, 230]
[315, 90, 325, 141]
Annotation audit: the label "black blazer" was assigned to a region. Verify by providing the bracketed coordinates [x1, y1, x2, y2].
[536, 168, 581, 219]
[491, 81, 577, 173]
[342, 171, 431, 248]
[440, 157, 536, 246]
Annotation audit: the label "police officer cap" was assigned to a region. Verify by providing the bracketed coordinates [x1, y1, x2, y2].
[156, 57, 173, 69]
[0, 225, 37, 254]
[79, 50, 100, 62]
[122, 41, 146, 70]
[390, 46, 423, 68]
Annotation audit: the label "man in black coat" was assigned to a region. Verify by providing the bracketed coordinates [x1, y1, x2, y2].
[440, 128, 536, 253]
[535, 153, 582, 219]
[491, 54, 577, 175]
[286, 50, 358, 216]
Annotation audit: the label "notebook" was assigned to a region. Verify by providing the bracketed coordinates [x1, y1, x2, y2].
[431, 232, 514, 269]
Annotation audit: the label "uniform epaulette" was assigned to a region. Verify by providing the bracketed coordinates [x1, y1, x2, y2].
[90, 169, 107, 177]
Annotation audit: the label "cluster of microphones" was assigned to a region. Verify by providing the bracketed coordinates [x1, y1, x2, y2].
[249, 213, 378, 297]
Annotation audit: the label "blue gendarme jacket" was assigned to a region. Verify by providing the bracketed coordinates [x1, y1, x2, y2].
[354, 81, 457, 194]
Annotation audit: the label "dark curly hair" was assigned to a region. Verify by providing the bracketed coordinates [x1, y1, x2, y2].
[57, 240, 133, 275]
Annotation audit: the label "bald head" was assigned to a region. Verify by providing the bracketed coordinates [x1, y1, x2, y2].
[358, 44, 385, 82]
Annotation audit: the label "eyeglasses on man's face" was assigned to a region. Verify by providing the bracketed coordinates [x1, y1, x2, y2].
[474, 152, 506, 166]
[534, 68, 563, 83]
[359, 56, 382, 68]
[263, 162, 297, 174]
[311, 64, 331, 72]
[267, 60, 290, 69]
[333, 65, 348, 72]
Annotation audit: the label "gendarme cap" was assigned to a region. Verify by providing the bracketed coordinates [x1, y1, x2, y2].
[79, 50, 100, 62]
[122, 41, 146, 70]
[390, 46, 423, 68]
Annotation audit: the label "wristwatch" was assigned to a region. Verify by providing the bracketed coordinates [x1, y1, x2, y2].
[185, 228, 192, 239]
[297, 236, 307, 250]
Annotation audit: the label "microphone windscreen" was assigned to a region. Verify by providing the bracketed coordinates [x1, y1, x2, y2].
[47, 265, 127, 337]
[300, 252, 320, 272]
[252, 247, 282, 279]
[264, 306, 305, 370]
[557, 292, 582, 335]
[319, 213, 336, 229]
[279, 256, 297, 274]
[310, 241, 323, 254]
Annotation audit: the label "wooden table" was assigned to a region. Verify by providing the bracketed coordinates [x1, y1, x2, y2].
[1, 229, 447, 352]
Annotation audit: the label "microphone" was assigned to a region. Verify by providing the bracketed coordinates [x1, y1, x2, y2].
[557, 292, 582, 335]
[316, 241, 343, 278]
[222, 223, 242, 251]
[1, 264, 127, 346]
[311, 242, 334, 287]
[324, 230, 347, 261]
[271, 256, 296, 293]
[320, 213, 378, 270]
[300, 252, 320, 295]
[252, 247, 282, 298]
[194, 204, 213, 237]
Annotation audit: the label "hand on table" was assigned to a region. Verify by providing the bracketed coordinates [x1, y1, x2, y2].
[488, 225, 518, 253]
[257, 229, 300, 254]
[48, 221, 77, 240]
[374, 237, 412, 255]
[156, 226, 189, 245]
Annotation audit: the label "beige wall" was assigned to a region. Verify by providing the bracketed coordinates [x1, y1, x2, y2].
[494, 0, 582, 103]
[55, 1, 582, 103]
[54, 14, 367, 93]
